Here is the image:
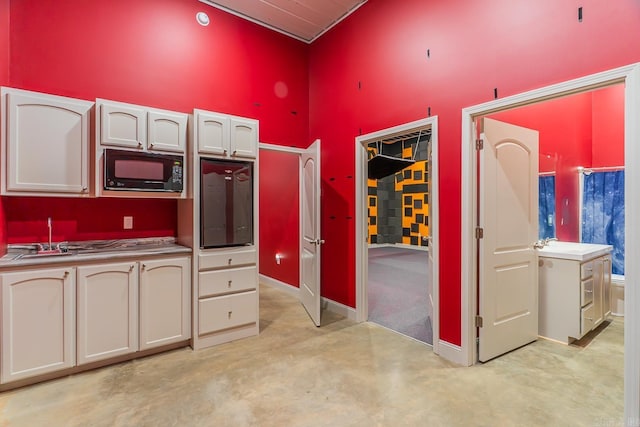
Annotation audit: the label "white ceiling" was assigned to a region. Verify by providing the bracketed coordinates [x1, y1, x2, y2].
[199, 0, 367, 43]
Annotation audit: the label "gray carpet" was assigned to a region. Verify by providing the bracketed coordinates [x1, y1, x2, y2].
[367, 246, 433, 345]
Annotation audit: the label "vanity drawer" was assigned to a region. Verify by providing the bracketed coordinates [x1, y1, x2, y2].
[199, 291, 257, 334]
[581, 260, 594, 280]
[198, 248, 256, 271]
[581, 303, 595, 336]
[580, 278, 594, 307]
[199, 266, 257, 298]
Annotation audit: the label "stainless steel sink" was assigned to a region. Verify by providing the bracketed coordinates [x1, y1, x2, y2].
[13, 251, 74, 260]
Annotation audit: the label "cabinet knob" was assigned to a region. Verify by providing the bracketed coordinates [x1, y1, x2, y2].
[232, 150, 237, 156]
[228, 258, 232, 265]
[129, 265, 135, 272]
[137, 142, 143, 148]
[149, 143, 154, 148]
[63, 271, 69, 278]
[228, 311, 232, 319]
[223, 149, 228, 154]
[141, 263, 146, 271]
[82, 187, 88, 192]
[228, 280, 232, 288]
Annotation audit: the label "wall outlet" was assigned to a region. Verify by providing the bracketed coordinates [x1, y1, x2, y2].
[123, 216, 133, 230]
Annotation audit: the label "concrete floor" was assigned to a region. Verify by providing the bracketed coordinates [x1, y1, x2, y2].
[0, 284, 624, 426]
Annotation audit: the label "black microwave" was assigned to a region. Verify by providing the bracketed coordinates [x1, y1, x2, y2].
[104, 148, 184, 192]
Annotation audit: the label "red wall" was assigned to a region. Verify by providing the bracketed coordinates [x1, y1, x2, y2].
[309, 0, 640, 345]
[4, 197, 176, 243]
[489, 92, 593, 242]
[2, 0, 309, 248]
[592, 85, 625, 167]
[258, 149, 300, 286]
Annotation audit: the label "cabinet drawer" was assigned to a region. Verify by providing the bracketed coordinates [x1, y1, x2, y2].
[199, 291, 257, 335]
[199, 266, 256, 297]
[581, 260, 594, 280]
[581, 303, 595, 336]
[580, 278, 594, 307]
[199, 248, 256, 271]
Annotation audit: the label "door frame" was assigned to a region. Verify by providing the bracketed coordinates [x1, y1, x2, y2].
[355, 116, 440, 353]
[461, 63, 640, 422]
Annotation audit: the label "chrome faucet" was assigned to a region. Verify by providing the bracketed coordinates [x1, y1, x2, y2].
[48, 217, 52, 251]
[534, 237, 558, 249]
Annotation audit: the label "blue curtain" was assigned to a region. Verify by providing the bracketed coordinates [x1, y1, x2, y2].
[582, 170, 625, 275]
[538, 175, 556, 239]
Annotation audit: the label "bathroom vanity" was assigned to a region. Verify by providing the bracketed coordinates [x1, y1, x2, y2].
[538, 241, 613, 344]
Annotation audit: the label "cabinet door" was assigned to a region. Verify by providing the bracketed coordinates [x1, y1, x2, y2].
[592, 257, 604, 326]
[76, 263, 138, 365]
[139, 257, 191, 350]
[603, 256, 612, 318]
[3, 88, 91, 195]
[229, 118, 258, 159]
[196, 110, 230, 155]
[147, 109, 188, 153]
[99, 100, 147, 149]
[1, 267, 75, 383]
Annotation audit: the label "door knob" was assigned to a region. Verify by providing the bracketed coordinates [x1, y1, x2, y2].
[312, 239, 325, 245]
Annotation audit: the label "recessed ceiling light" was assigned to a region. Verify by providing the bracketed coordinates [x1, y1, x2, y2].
[196, 11, 210, 26]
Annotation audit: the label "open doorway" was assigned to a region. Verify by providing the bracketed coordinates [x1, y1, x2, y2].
[461, 63, 640, 421]
[355, 117, 440, 351]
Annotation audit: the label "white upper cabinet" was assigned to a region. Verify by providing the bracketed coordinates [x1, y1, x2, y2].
[97, 99, 187, 153]
[148, 109, 188, 153]
[230, 117, 258, 158]
[195, 109, 257, 159]
[1, 87, 93, 196]
[195, 109, 230, 156]
[99, 101, 147, 149]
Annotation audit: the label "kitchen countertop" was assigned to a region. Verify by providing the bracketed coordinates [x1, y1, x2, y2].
[536, 240, 612, 262]
[0, 237, 192, 269]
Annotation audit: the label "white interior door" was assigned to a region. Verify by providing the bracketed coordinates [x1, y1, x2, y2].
[426, 136, 434, 322]
[300, 139, 322, 326]
[478, 118, 539, 362]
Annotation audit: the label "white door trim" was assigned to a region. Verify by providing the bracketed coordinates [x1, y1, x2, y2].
[355, 116, 440, 354]
[461, 63, 640, 423]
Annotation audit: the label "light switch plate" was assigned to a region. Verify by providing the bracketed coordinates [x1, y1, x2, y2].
[123, 216, 133, 229]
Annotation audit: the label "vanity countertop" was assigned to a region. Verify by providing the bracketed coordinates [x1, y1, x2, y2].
[536, 240, 612, 262]
[0, 237, 192, 269]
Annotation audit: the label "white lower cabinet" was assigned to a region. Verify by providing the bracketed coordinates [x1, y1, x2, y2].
[1, 267, 76, 383]
[194, 248, 258, 349]
[0, 254, 191, 386]
[77, 262, 138, 365]
[199, 291, 257, 334]
[139, 257, 191, 350]
[539, 253, 612, 344]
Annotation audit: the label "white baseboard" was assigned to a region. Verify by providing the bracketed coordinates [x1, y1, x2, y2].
[259, 274, 357, 321]
[259, 274, 299, 298]
[321, 297, 358, 321]
[436, 340, 468, 366]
